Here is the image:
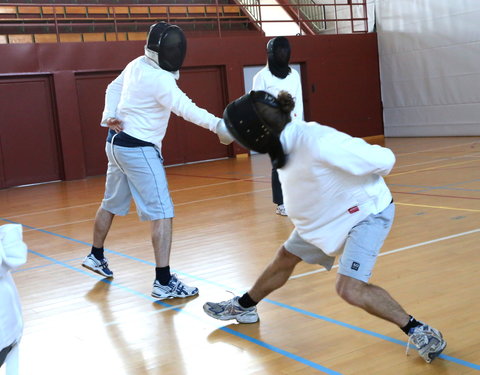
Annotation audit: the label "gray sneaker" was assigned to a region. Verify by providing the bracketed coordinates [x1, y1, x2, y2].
[203, 296, 259, 323]
[151, 274, 199, 300]
[82, 254, 113, 278]
[407, 323, 446, 363]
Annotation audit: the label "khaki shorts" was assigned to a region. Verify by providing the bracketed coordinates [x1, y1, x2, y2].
[284, 230, 336, 270]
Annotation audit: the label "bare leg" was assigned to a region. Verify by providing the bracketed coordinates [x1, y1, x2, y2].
[248, 246, 302, 303]
[335, 274, 410, 327]
[93, 207, 115, 248]
[151, 218, 172, 268]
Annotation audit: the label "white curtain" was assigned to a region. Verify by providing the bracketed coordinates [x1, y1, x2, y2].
[375, 0, 480, 136]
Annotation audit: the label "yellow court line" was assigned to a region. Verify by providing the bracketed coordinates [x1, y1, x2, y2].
[394, 139, 480, 156]
[390, 159, 477, 177]
[396, 202, 480, 213]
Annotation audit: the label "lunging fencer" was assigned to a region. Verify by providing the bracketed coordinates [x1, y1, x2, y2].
[82, 22, 233, 300]
[203, 90, 446, 363]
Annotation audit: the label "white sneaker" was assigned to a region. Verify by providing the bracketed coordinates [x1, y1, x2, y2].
[151, 274, 199, 300]
[203, 296, 259, 323]
[276, 204, 287, 216]
[82, 254, 113, 278]
[407, 323, 446, 363]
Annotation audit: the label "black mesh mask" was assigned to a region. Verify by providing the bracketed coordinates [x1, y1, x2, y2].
[267, 36, 291, 79]
[145, 22, 187, 72]
[223, 91, 287, 168]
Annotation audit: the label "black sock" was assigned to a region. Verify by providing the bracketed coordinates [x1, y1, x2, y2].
[91, 246, 104, 260]
[401, 315, 422, 335]
[238, 292, 257, 308]
[155, 266, 171, 286]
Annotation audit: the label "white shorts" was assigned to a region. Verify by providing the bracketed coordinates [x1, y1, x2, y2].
[101, 143, 174, 221]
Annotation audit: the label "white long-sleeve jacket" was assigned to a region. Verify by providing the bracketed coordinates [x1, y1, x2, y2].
[0, 224, 27, 352]
[101, 56, 221, 153]
[252, 66, 304, 120]
[278, 121, 395, 256]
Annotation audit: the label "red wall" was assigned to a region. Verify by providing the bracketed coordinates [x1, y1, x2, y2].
[0, 33, 383, 188]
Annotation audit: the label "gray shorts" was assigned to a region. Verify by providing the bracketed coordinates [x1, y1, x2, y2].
[284, 203, 395, 283]
[338, 203, 395, 282]
[101, 143, 174, 221]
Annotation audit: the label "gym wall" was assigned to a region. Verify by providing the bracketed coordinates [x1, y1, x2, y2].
[0, 33, 383, 188]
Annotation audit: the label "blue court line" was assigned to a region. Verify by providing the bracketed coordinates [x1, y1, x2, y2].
[3, 217, 480, 371]
[13, 262, 59, 273]
[25, 247, 341, 375]
[221, 327, 342, 375]
[266, 300, 480, 370]
[12, 256, 84, 273]
[27, 249, 180, 309]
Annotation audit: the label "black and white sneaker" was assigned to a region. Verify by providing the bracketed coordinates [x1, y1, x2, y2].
[82, 254, 113, 278]
[151, 274, 199, 300]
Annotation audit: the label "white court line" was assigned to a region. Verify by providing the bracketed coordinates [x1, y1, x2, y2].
[22, 188, 271, 232]
[170, 175, 268, 192]
[174, 188, 270, 207]
[289, 228, 480, 280]
[6, 176, 268, 220]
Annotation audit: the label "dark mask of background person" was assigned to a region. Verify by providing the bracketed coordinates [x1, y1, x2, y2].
[267, 36, 291, 79]
[145, 22, 187, 72]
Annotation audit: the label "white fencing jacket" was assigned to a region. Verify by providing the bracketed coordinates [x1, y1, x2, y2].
[252, 66, 304, 121]
[102, 56, 221, 154]
[278, 121, 395, 256]
[0, 224, 27, 355]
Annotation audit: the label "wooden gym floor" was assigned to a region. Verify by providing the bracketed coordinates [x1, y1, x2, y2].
[1, 136, 479, 375]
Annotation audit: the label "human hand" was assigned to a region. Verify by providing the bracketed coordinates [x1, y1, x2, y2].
[106, 117, 123, 133]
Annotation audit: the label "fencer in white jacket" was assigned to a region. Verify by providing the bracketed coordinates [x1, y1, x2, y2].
[82, 22, 233, 300]
[204, 90, 446, 364]
[252, 36, 303, 216]
[0, 224, 27, 373]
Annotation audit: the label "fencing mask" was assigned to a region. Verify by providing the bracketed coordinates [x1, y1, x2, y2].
[223, 91, 287, 168]
[267, 36, 291, 79]
[145, 22, 187, 72]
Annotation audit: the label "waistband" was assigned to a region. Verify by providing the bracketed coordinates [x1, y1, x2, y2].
[0, 342, 16, 367]
[107, 129, 155, 148]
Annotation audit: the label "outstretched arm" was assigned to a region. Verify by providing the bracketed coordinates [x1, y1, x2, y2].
[165, 83, 233, 144]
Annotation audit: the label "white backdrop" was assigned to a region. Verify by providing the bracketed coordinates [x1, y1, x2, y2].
[375, 0, 480, 136]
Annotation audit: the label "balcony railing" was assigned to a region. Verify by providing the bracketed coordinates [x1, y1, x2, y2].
[0, 0, 369, 43]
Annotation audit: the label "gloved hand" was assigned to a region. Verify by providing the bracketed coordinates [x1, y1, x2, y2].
[216, 119, 234, 145]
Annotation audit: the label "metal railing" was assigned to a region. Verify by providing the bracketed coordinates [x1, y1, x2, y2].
[0, 0, 369, 42]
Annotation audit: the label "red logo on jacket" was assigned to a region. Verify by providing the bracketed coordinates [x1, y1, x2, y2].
[348, 206, 359, 214]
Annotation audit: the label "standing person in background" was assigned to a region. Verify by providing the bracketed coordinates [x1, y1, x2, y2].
[252, 36, 304, 216]
[204, 90, 446, 364]
[81, 22, 233, 300]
